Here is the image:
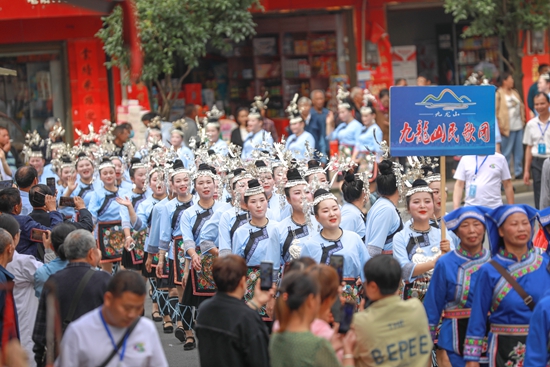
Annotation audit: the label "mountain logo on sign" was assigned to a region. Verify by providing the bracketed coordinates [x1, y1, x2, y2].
[415, 88, 476, 110]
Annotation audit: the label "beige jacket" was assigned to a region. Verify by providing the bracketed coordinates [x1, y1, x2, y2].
[496, 87, 526, 137]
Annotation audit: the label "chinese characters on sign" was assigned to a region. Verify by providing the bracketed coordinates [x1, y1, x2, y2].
[389, 86, 496, 157]
[27, 0, 63, 4]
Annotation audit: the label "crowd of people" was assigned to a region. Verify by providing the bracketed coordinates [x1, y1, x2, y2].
[0, 73, 550, 367]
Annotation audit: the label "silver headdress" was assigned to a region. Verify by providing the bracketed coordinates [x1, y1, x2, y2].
[286, 94, 302, 124]
[250, 93, 269, 119]
[312, 192, 338, 207]
[22, 131, 45, 163]
[336, 87, 351, 109]
[405, 185, 433, 197]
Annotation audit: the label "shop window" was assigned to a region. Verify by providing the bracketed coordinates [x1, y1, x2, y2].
[364, 41, 380, 66]
[527, 30, 546, 55]
[0, 51, 65, 135]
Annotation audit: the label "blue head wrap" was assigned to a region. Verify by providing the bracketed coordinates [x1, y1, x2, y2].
[485, 205, 539, 256]
[443, 206, 490, 231]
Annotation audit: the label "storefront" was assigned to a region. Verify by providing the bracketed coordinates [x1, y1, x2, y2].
[0, 1, 111, 141]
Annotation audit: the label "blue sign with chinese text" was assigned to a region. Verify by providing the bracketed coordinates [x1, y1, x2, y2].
[389, 86, 496, 157]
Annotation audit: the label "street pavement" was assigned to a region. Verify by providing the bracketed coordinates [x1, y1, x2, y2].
[149, 191, 536, 367]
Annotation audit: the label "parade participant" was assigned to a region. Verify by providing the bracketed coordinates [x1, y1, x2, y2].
[277, 168, 316, 265]
[241, 103, 274, 160]
[255, 160, 288, 221]
[66, 151, 96, 207]
[110, 156, 133, 191]
[88, 157, 131, 275]
[300, 189, 369, 301]
[364, 160, 403, 256]
[523, 92, 550, 209]
[329, 88, 363, 154]
[340, 171, 367, 241]
[54, 154, 77, 218]
[196, 255, 272, 367]
[34, 223, 75, 297]
[57, 271, 168, 367]
[463, 205, 550, 367]
[304, 159, 328, 187]
[393, 179, 453, 300]
[204, 106, 229, 156]
[116, 157, 149, 272]
[423, 206, 491, 367]
[180, 163, 223, 351]
[22, 132, 49, 184]
[231, 179, 280, 318]
[352, 255, 432, 367]
[272, 161, 288, 188]
[525, 289, 550, 366]
[218, 169, 254, 256]
[134, 164, 168, 323]
[285, 94, 316, 160]
[157, 159, 194, 335]
[351, 97, 383, 165]
[170, 120, 195, 169]
[270, 271, 354, 367]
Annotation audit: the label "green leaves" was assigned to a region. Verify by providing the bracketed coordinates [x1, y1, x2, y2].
[96, 0, 261, 85]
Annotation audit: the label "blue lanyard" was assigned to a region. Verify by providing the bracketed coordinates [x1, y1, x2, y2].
[99, 308, 128, 363]
[474, 156, 489, 177]
[537, 122, 549, 140]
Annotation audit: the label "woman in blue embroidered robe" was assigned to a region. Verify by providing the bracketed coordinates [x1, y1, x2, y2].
[241, 111, 274, 160]
[464, 205, 550, 367]
[392, 180, 454, 301]
[179, 164, 223, 350]
[156, 160, 194, 336]
[423, 206, 491, 367]
[300, 189, 369, 303]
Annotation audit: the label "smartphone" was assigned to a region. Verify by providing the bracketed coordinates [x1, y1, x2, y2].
[338, 301, 356, 334]
[260, 261, 274, 291]
[0, 180, 12, 188]
[31, 228, 46, 243]
[329, 255, 344, 283]
[59, 196, 75, 207]
[46, 177, 56, 194]
[331, 298, 341, 323]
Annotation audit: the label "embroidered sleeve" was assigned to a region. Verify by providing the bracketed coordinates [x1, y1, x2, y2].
[199, 240, 216, 254]
[184, 239, 196, 253]
[463, 337, 484, 361]
[219, 249, 231, 257]
[367, 245, 382, 257]
[429, 324, 438, 342]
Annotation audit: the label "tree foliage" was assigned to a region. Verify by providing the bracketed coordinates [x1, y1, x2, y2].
[444, 0, 550, 97]
[97, 0, 262, 118]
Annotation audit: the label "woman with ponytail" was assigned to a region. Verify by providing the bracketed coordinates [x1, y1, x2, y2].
[364, 159, 403, 256]
[270, 271, 355, 367]
[340, 171, 367, 241]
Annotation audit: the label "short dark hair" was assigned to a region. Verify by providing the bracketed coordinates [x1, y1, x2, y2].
[141, 112, 158, 122]
[379, 89, 389, 99]
[499, 71, 513, 86]
[29, 184, 53, 207]
[363, 255, 402, 295]
[243, 192, 267, 205]
[113, 124, 131, 136]
[0, 126, 9, 134]
[107, 270, 146, 298]
[15, 166, 38, 189]
[0, 214, 20, 239]
[0, 228, 13, 255]
[534, 92, 550, 103]
[539, 64, 549, 74]
[0, 188, 21, 213]
[212, 255, 247, 293]
[395, 78, 406, 84]
[50, 222, 77, 261]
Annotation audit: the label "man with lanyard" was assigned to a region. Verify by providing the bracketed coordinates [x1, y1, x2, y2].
[57, 271, 168, 366]
[453, 152, 514, 209]
[523, 92, 550, 209]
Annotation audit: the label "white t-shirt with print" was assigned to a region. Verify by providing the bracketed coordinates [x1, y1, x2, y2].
[56, 308, 168, 367]
[454, 153, 511, 209]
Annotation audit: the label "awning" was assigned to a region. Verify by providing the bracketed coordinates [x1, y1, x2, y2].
[0, 67, 16, 76]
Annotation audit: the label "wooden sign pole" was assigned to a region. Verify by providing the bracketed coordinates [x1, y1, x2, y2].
[439, 156, 447, 247]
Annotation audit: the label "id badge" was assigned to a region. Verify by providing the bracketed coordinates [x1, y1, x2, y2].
[538, 143, 547, 155]
[468, 184, 477, 198]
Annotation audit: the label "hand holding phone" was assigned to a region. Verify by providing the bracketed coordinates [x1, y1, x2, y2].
[260, 261, 274, 291]
[338, 301, 356, 334]
[59, 196, 75, 207]
[31, 228, 47, 243]
[46, 177, 56, 195]
[0, 180, 13, 189]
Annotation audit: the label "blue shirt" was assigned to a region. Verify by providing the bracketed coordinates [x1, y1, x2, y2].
[307, 110, 328, 156]
[39, 164, 57, 185]
[88, 186, 131, 225]
[178, 146, 195, 169]
[285, 132, 316, 160]
[340, 203, 366, 240]
[329, 119, 363, 146]
[159, 197, 194, 260]
[180, 201, 224, 255]
[525, 288, 550, 366]
[72, 180, 95, 207]
[209, 139, 229, 156]
[120, 191, 148, 229]
[241, 130, 274, 160]
[354, 123, 383, 159]
[33, 257, 68, 298]
[144, 197, 169, 254]
[232, 219, 281, 271]
[364, 197, 402, 253]
[301, 230, 369, 280]
[19, 190, 32, 216]
[199, 202, 233, 248]
[276, 216, 319, 265]
[267, 192, 290, 222]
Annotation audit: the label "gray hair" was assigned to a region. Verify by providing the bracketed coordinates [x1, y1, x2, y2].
[63, 229, 96, 260]
[310, 89, 325, 99]
[350, 87, 363, 99]
[0, 228, 13, 255]
[297, 97, 312, 106]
